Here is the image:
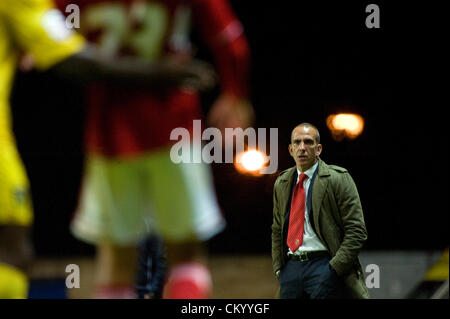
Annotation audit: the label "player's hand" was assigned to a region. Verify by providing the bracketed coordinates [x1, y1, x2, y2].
[19, 53, 35, 72]
[206, 93, 255, 133]
[158, 57, 217, 90]
[183, 59, 217, 91]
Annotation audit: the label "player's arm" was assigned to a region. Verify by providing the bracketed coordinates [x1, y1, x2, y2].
[191, 0, 255, 131]
[50, 45, 216, 89]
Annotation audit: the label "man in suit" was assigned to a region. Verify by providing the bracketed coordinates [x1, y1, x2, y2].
[271, 123, 369, 299]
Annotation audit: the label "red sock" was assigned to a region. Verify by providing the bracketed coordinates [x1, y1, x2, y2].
[163, 262, 212, 299]
[93, 284, 136, 299]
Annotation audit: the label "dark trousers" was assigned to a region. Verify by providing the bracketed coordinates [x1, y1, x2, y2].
[279, 256, 346, 299]
[135, 235, 167, 299]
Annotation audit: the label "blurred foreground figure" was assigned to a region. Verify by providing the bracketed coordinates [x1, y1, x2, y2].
[0, 0, 212, 298]
[0, 0, 84, 298]
[57, 0, 253, 298]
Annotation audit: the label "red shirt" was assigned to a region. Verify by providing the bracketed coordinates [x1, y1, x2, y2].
[57, 0, 250, 157]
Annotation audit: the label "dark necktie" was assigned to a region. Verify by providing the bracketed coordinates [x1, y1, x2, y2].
[287, 173, 308, 252]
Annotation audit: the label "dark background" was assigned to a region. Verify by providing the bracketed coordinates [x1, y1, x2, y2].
[10, 1, 447, 257]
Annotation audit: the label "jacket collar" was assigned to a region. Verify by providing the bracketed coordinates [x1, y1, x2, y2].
[279, 158, 328, 182]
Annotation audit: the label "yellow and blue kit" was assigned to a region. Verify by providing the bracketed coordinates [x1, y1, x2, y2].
[0, 0, 84, 226]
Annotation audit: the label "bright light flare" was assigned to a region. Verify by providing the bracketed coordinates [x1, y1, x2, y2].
[326, 113, 364, 141]
[235, 149, 267, 176]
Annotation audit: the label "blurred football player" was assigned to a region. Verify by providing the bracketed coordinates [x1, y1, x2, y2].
[56, 0, 254, 298]
[0, 0, 213, 298]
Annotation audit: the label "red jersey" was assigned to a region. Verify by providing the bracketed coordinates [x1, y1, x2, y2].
[57, 0, 250, 157]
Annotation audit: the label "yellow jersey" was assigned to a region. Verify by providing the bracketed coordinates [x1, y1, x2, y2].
[0, 0, 85, 143]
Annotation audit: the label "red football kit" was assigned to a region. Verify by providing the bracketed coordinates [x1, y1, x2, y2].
[57, 0, 250, 157]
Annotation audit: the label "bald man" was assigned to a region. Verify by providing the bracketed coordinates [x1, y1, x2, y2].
[271, 123, 369, 299]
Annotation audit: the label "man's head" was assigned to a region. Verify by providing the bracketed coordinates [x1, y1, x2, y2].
[288, 123, 322, 172]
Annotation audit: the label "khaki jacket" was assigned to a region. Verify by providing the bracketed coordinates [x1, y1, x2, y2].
[271, 159, 370, 298]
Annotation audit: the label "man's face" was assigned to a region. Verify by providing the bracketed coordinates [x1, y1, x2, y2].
[288, 126, 322, 171]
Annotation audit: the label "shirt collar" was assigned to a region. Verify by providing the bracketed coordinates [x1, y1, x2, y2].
[296, 161, 319, 182]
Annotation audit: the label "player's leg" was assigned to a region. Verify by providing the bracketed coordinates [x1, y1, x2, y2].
[93, 243, 137, 298]
[163, 240, 212, 299]
[71, 156, 147, 298]
[0, 143, 34, 299]
[145, 147, 225, 299]
[0, 226, 33, 298]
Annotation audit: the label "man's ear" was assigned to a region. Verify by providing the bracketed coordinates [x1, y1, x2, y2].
[288, 144, 293, 156]
[316, 144, 322, 157]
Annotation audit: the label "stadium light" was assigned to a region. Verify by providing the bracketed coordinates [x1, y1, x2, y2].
[326, 113, 364, 141]
[234, 149, 267, 176]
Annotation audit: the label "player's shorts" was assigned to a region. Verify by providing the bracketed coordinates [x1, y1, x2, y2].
[71, 146, 226, 246]
[0, 138, 33, 227]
